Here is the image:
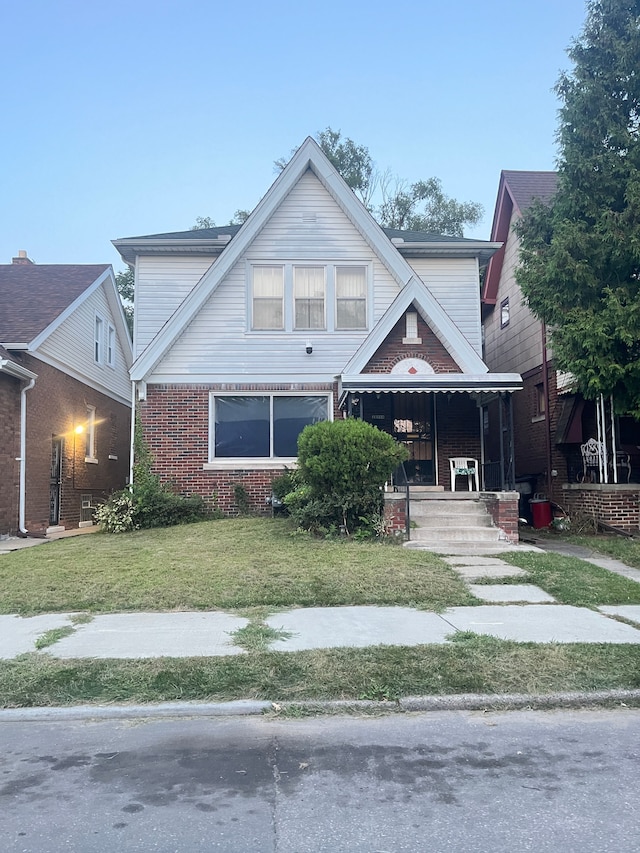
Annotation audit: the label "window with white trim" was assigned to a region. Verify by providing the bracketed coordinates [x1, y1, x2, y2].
[248, 263, 369, 332]
[107, 324, 116, 368]
[294, 266, 325, 330]
[252, 266, 284, 330]
[85, 406, 97, 462]
[210, 394, 329, 459]
[94, 315, 104, 363]
[336, 266, 367, 330]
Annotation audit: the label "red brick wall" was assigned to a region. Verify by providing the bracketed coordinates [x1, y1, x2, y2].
[383, 494, 407, 537]
[363, 315, 461, 373]
[0, 374, 21, 535]
[481, 492, 519, 543]
[19, 355, 131, 534]
[435, 394, 483, 489]
[562, 485, 640, 532]
[139, 383, 335, 515]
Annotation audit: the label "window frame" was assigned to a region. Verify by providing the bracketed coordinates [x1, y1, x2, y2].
[335, 265, 368, 331]
[247, 261, 370, 333]
[251, 265, 285, 331]
[94, 314, 104, 364]
[106, 323, 116, 368]
[500, 297, 510, 328]
[207, 391, 333, 469]
[84, 406, 98, 463]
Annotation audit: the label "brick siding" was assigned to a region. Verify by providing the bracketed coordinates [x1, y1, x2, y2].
[562, 485, 640, 532]
[363, 314, 461, 373]
[17, 354, 131, 534]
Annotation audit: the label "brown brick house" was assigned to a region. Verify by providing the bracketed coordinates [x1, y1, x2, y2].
[0, 255, 133, 536]
[482, 171, 640, 529]
[114, 138, 522, 517]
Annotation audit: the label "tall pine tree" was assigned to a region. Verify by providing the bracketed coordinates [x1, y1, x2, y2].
[516, 0, 640, 416]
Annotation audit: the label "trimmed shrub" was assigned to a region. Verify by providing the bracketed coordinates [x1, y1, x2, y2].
[291, 418, 408, 535]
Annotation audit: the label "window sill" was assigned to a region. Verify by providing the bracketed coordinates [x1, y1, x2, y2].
[204, 458, 298, 471]
[85, 457, 99, 464]
[531, 415, 546, 424]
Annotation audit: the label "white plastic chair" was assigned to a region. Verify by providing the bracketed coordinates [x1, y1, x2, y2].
[449, 457, 479, 491]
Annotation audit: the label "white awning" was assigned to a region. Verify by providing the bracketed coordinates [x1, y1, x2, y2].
[338, 373, 522, 406]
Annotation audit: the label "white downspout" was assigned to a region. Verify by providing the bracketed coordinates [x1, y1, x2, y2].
[129, 381, 136, 490]
[19, 377, 36, 534]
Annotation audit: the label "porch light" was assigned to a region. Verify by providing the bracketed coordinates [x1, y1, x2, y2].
[74, 424, 84, 434]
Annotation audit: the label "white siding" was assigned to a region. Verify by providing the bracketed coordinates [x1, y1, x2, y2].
[135, 256, 217, 357]
[146, 171, 485, 383]
[407, 257, 482, 355]
[483, 209, 542, 375]
[37, 282, 132, 403]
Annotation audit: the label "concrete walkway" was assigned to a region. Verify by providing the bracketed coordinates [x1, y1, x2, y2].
[3, 531, 640, 659]
[3, 548, 640, 659]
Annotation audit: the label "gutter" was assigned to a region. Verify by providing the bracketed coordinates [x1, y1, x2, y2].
[1, 357, 38, 535]
[19, 376, 37, 535]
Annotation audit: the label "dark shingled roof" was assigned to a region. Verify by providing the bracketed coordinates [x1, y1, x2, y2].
[502, 170, 558, 214]
[0, 264, 110, 343]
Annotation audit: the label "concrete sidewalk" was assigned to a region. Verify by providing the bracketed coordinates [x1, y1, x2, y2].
[3, 551, 640, 660]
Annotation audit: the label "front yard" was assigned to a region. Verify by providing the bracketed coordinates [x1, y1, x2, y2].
[1, 519, 640, 708]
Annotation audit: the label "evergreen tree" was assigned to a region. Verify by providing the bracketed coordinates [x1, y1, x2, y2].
[516, 0, 640, 416]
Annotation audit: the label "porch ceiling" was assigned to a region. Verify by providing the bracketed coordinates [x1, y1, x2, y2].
[338, 373, 522, 405]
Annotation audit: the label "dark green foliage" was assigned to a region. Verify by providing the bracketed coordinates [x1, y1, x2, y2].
[115, 268, 134, 336]
[289, 419, 408, 535]
[516, 0, 640, 416]
[96, 416, 207, 532]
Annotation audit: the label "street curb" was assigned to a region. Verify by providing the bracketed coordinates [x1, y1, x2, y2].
[1, 690, 640, 721]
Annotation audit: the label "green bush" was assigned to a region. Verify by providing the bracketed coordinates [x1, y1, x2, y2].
[96, 416, 207, 532]
[291, 419, 408, 535]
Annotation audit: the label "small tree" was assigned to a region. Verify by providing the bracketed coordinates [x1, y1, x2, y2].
[289, 419, 408, 535]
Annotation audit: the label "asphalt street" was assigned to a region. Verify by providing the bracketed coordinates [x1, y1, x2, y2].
[1, 708, 639, 852]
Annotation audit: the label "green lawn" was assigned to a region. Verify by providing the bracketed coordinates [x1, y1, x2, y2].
[3, 519, 640, 709]
[0, 518, 475, 615]
[567, 534, 640, 569]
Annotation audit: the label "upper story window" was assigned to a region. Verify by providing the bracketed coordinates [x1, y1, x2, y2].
[249, 262, 369, 332]
[252, 266, 284, 330]
[94, 315, 104, 363]
[336, 266, 367, 330]
[500, 297, 510, 328]
[107, 324, 116, 368]
[294, 267, 325, 330]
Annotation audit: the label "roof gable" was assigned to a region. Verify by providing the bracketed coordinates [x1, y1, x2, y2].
[130, 138, 493, 382]
[483, 170, 558, 305]
[344, 277, 487, 376]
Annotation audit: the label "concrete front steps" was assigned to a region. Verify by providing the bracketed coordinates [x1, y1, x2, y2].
[404, 497, 518, 555]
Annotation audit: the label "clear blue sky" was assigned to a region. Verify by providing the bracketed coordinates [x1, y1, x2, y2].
[2, 0, 587, 271]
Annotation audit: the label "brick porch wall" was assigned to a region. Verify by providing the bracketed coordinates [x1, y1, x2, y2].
[480, 492, 520, 543]
[562, 484, 640, 532]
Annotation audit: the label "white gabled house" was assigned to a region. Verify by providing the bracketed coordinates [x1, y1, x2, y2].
[114, 138, 522, 527]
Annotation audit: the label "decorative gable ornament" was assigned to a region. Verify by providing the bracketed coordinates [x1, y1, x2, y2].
[390, 358, 434, 375]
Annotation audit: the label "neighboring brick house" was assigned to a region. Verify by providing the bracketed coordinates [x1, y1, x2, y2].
[114, 138, 522, 515]
[0, 255, 133, 536]
[482, 171, 640, 524]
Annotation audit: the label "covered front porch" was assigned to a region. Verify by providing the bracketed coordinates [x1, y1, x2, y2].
[338, 373, 522, 492]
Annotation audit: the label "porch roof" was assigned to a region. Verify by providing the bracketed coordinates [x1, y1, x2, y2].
[338, 373, 522, 406]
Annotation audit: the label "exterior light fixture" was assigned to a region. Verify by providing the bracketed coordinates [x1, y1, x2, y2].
[305, 342, 313, 354]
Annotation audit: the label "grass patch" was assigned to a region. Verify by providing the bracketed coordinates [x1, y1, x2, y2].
[3, 638, 640, 707]
[34, 626, 75, 650]
[0, 518, 474, 615]
[231, 621, 293, 653]
[567, 534, 640, 569]
[498, 551, 640, 607]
